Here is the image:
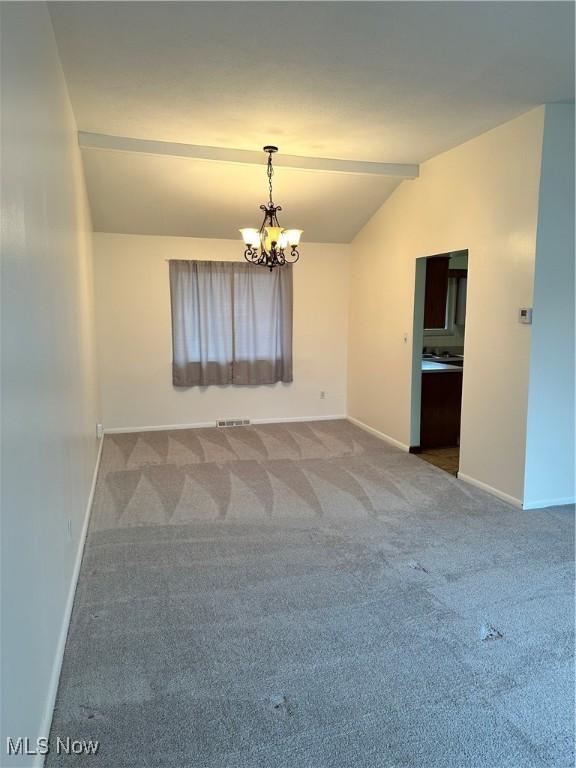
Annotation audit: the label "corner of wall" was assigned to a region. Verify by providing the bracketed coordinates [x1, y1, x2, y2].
[523, 102, 576, 509]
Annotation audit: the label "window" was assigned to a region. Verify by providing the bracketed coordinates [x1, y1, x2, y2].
[424, 276, 458, 335]
[169, 260, 293, 386]
[423, 251, 468, 336]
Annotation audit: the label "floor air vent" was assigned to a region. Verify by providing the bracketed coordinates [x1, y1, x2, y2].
[216, 419, 251, 428]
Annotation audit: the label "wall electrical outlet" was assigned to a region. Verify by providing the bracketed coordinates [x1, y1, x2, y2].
[96, 423, 104, 440]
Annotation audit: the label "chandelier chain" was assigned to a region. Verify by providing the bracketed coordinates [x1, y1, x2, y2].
[267, 151, 274, 206]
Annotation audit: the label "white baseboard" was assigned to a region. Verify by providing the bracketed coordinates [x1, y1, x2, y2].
[106, 422, 214, 433]
[346, 416, 410, 452]
[522, 496, 575, 510]
[457, 471, 523, 509]
[254, 415, 346, 425]
[104, 414, 347, 434]
[38, 437, 104, 766]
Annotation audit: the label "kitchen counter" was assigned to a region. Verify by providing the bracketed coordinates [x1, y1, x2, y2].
[423, 354, 463, 364]
[422, 360, 463, 373]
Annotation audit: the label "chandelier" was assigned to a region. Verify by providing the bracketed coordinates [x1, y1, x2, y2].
[239, 146, 302, 271]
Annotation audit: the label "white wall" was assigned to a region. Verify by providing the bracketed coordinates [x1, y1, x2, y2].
[348, 108, 545, 504]
[0, 4, 100, 765]
[524, 103, 575, 508]
[93, 233, 349, 429]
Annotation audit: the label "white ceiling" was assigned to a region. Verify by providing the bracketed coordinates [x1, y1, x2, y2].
[49, 1, 574, 242]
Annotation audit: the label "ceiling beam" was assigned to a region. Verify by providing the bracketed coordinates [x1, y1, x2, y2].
[78, 132, 419, 179]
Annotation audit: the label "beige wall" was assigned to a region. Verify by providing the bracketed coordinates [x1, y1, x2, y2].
[0, 3, 100, 763]
[94, 234, 349, 429]
[348, 108, 545, 504]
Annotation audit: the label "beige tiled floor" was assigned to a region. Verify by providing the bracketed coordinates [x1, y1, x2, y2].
[417, 446, 460, 476]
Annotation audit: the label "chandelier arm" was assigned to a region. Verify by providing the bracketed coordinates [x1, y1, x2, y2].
[244, 246, 262, 264]
[285, 247, 300, 264]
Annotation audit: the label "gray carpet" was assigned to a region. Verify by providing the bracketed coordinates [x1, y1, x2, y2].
[48, 420, 574, 767]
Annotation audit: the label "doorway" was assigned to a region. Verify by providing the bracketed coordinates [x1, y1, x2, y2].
[410, 250, 468, 475]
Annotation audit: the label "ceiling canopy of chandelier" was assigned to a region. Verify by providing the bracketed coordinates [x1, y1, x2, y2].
[239, 146, 302, 271]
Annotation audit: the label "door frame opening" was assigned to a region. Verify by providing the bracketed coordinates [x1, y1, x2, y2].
[410, 250, 469, 473]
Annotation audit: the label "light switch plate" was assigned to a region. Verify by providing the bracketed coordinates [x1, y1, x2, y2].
[519, 308, 533, 324]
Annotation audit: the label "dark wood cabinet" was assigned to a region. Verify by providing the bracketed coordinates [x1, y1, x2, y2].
[420, 371, 463, 448]
[423, 256, 450, 329]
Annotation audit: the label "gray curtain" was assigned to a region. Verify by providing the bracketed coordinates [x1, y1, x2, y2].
[169, 260, 293, 387]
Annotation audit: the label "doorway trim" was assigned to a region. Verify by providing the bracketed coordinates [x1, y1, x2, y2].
[410, 257, 427, 447]
[410, 250, 469, 451]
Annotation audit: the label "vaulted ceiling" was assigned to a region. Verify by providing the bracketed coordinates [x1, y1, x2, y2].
[49, 1, 574, 242]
